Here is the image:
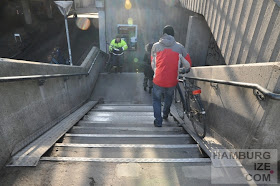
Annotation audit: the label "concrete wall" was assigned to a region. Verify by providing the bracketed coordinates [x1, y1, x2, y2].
[0, 58, 85, 76]
[90, 73, 152, 104]
[74, 0, 95, 8]
[188, 62, 280, 159]
[104, 0, 194, 72]
[180, 0, 280, 65]
[98, 10, 106, 52]
[186, 14, 226, 67]
[0, 47, 106, 168]
[186, 15, 209, 66]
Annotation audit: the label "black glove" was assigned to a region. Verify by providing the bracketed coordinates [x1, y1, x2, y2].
[118, 47, 123, 52]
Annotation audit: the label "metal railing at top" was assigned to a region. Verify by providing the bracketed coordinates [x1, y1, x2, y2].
[0, 50, 102, 83]
[181, 75, 280, 101]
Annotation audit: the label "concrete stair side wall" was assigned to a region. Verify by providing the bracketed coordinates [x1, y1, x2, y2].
[0, 47, 105, 169]
[180, 0, 280, 65]
[188, 62, 280, 159]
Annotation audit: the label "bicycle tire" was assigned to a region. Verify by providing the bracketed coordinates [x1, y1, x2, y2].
[190, 111, 206, 138]
[189, 95, 206, 138]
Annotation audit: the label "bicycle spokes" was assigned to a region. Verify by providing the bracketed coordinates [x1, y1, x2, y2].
[190, 110, 206, 138]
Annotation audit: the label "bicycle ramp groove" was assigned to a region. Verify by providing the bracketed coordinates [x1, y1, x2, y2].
[8, 102, 211, 166]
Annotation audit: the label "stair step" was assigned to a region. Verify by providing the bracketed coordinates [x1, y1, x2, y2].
[70, 126, 185, 134]
[77, 121, 178, 127]
[38, 102, 210, 165]
[54, 143, 198, 148]
[92, 105, 153, 112]
[46, 146, 206, 158]
[62, 136, 195, 144]
[82, 115, 155, 123]
[86, 111, 154, 117]
[100, 104, 152, 106]
[41, 157, 211, 163]
[64, 134, 190, 138]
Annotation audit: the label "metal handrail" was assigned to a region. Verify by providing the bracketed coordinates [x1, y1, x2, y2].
[180, 75, 280, 100]
[0, 51, 101, 83]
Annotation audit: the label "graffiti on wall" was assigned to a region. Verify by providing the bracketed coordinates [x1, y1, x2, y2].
[206, 35, 226, 66]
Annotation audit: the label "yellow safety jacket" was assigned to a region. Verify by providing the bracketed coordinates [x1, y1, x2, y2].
[109, 39, 128, 55]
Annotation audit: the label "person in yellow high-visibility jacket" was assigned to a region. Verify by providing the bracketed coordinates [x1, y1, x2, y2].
[108, 35, 128, 73]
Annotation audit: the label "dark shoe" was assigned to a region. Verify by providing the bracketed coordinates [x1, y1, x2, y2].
[149, 87, 152, 94]
[144, 86, 147, 91]
[154, 120, 162, 127]
[163, 113, 169, 120]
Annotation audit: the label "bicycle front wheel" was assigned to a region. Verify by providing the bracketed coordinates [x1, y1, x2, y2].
[190, 111, 206, 138]
[173, 84, 186, 120]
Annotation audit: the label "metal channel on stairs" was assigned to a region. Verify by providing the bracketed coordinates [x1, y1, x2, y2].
[41, 104, 211, 163]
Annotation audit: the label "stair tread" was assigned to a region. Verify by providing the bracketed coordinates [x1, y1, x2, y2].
[46, 146, 207, 158]
[76, 121, 179, 127]
[83, 115, 155, 122]
[86, 111, 154, 116]
[41, 156, 211, 163]
[61, 136, 195, 144]
[69, 127, 186, 135]
[91, 105, 153, 112]
[64, 134, 190, 137]
[40, 103, 209, 164]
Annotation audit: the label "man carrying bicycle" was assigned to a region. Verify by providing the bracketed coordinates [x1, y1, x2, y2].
[151, 25, 191, 127]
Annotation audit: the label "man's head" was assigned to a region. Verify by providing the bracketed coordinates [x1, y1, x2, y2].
[163, 25, 174, 37]
[115, 35, 121, 43]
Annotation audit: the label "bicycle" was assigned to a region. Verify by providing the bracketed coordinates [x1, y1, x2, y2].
[174, 75, 207, 138]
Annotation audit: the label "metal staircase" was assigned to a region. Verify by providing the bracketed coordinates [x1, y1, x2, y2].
[41, 103, 211, 163]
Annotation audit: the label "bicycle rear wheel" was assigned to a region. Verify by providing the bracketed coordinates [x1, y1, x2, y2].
[189, 95, 206, 138]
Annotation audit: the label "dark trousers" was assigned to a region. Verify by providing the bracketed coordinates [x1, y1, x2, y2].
[109, 54, 123, 72]
[152, 84, 176, 125]
[143, 76, 153, 88]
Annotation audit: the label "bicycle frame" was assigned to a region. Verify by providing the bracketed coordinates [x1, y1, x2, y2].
[177, 77, 205, 116]
[176, 76, 207, 138]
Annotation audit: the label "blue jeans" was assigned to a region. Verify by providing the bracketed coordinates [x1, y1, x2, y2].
[153, 84, 176, 126]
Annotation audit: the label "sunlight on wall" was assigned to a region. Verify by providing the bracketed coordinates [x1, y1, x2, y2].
[125, 0, 132, 10]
